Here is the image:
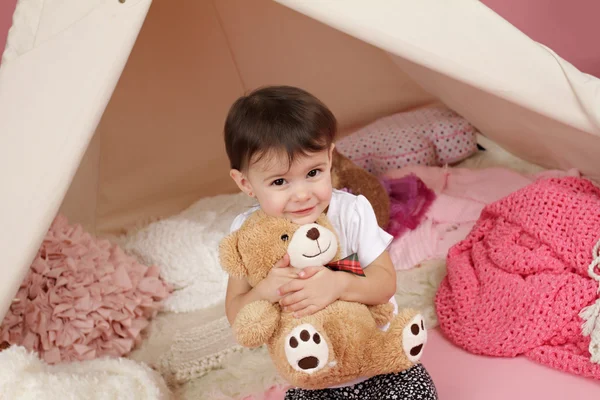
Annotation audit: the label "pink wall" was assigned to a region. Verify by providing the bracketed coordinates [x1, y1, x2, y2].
[482, 0, 600, 78]
[0, 0, 17, 57]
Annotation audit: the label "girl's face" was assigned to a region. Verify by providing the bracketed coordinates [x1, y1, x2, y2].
[231, 146, 334, 225]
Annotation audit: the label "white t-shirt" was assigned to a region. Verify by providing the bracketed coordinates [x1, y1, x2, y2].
[229, 189, 397, 388]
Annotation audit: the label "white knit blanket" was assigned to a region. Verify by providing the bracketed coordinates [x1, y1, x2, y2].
[120, 192, 256, 313]
[128, 302, 243, 385]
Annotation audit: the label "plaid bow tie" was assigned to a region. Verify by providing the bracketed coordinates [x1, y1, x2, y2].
[325, 253, 365, 277]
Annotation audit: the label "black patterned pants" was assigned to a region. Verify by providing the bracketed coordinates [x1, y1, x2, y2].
[284, 364, 438, 400]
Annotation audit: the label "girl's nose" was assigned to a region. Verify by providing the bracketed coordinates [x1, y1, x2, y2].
[295, 191, 309, 200]
[293, 184, 309, 200]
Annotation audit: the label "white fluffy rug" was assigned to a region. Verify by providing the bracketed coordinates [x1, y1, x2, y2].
[120, 192, 256, 313]
[0, 346, 171, 400]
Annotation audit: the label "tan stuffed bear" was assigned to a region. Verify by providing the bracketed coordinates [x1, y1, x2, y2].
[219, 210, 427, 389]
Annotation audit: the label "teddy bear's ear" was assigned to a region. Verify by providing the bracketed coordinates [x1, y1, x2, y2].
[219, 231, 248, 278]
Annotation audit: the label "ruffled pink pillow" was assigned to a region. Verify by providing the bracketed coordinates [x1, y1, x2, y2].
[0, 215, 171, 364]
[336, 104, 479, 176]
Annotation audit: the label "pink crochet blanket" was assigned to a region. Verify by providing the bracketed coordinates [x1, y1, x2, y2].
[436, 177, 600, 380]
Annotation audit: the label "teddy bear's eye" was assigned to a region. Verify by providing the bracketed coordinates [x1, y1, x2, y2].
[280, 234, 289, 242]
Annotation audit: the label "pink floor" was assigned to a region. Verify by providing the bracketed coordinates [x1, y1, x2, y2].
[422, 329, 600, 399]
[248, 328, 600, 399]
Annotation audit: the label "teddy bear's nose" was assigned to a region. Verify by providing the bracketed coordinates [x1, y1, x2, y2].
[306, 227, 320, 241]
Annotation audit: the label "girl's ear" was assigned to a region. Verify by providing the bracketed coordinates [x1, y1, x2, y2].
[230, 169, 255, 198]
[219, 230, 248, 278]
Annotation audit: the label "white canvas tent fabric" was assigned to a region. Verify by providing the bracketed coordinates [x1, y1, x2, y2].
[281, 0, 600, 172]
[0, 0, 599, 342]
[0, 0, 152, 323]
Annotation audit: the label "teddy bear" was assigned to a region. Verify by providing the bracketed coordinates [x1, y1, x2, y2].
[331, 148, 390, 229]
[219, 210, 428, 389]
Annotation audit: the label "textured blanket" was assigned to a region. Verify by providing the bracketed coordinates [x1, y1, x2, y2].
[436, 177, 600, 380]
[0, 215, 171, 364]
[0, 345, 171, 400]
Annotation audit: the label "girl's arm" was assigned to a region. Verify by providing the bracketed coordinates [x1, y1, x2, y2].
[225, 277, 263, 325]
[337, 250, 396, 305]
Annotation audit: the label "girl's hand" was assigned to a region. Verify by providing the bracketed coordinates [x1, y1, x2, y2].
[296, 266, 323, 280]
[277, 267, 347, 318]
[254, 254, 300, 303]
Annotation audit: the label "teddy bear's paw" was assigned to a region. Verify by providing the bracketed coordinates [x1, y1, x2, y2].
[402, 313, 427, 362]
[284, 323, 330, 374]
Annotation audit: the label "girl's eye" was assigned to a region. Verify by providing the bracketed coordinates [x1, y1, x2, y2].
[280, 234, 289, 241]
[307, 169, 320, 178]
[271, 178, 285, 186]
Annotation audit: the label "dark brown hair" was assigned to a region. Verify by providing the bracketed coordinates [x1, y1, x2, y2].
[224, 85, 337, 171]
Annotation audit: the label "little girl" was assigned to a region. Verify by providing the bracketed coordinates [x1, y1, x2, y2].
[223, 85, 437, 399]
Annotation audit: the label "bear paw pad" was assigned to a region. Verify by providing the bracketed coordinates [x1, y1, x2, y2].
[402, 314, 427, 362]
[284, 324, 329, 374]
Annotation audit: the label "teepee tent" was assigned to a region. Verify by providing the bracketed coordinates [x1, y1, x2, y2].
[1, 0, 599, 397]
